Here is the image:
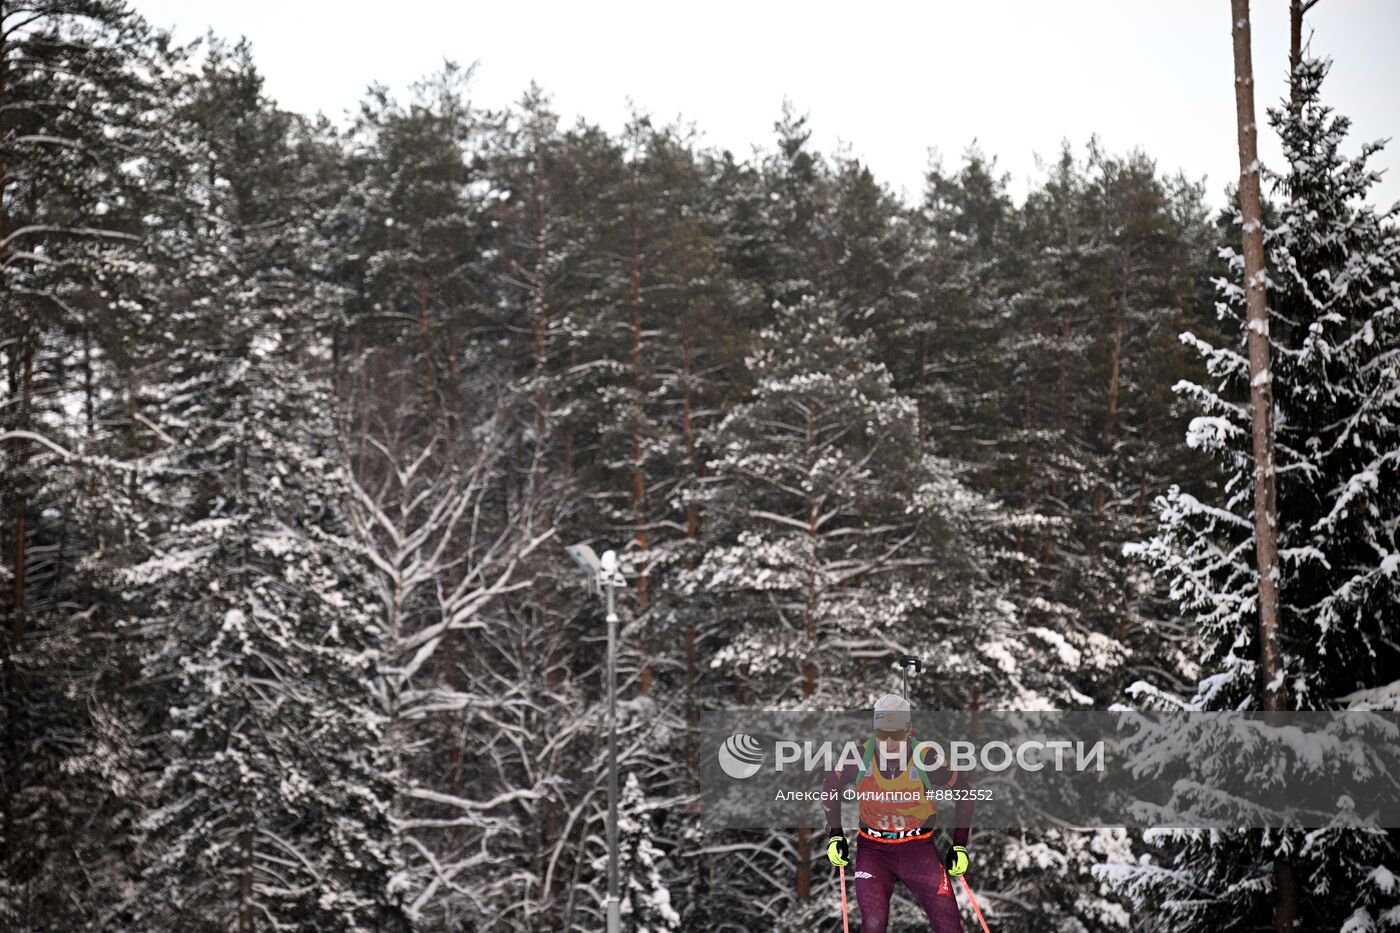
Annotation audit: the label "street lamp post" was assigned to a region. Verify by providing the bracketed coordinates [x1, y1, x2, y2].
[566, 543, 627, 933]
[603, 556, 620, 933]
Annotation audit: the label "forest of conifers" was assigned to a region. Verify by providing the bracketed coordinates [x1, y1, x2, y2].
[2, 2, 1397, 931]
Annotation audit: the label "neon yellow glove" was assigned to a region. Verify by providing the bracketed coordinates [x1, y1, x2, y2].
[945, 844, 969, 876]
[826, 835, 851, 868]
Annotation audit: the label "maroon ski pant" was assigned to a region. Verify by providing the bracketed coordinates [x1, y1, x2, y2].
[853, 834, 962, 933]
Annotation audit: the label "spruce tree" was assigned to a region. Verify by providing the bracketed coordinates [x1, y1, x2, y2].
[0, 2, 161, 926]
[125, 44, 403, 931]
[618, 772, 683, 932]
[1122, 58, 1400, 930]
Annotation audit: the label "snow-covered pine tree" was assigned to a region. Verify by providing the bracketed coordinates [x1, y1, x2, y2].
[1120, 58, 1400, 930]
[689, 294, 1062, 925]
[611, 118, 743, 714]
[480, 86, 612, 458]
[549, 122, 760, 930]
[912, 148, 1018, 460]
[341, 62, 481, 416]
[0, 2, 164, 926]
[685, 294, 917, 924]
[752, 105, 832, 309]
[124, 43, 404, 931]
[692, 295, 926, 709]
[824, 155, 914, 333]
[1058, 149, 1209, 705]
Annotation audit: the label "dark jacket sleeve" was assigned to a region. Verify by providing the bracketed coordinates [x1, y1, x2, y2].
[925, 763, 973, 847]
[822, 760, 861, 835]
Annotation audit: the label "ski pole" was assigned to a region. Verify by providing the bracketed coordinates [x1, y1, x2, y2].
[838, 864, 850, 933]
[959, 875, 991, 933]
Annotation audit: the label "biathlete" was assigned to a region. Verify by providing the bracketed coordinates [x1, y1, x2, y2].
[821, 694, 974, 933]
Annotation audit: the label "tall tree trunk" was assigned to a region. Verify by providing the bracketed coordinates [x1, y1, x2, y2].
[1105, 244, 1132, 450]
[10, 341, 32, 652]
[796, 411, 820, 903]
[82, 329, 96, 435]
[1290, 1, 1321, 111]
[631, 235, 650, 694]
[416, 275, 435, 413]
[682, 342, 699, 540]
[682, 342, 700, 774]
[532, 312, 548, 432]
[531, 210, 550, 437]
[916, 332, 928, 439]
[564, 346, 577, 475]
[1, 38, 17, 894]
[230, 389, 256, 929]
[1102, 240, 1133, 517]
[442, 314, 461, 390]
[1, 42, 21, 654]
[1230, 3, 1296, 929]
[239, 812, 254, 933]
[1230, 0, 1287, 717]
[127, 370, 141, 500]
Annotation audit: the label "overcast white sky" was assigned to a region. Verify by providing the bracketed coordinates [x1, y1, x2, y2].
[129, 0, 1400, 210]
